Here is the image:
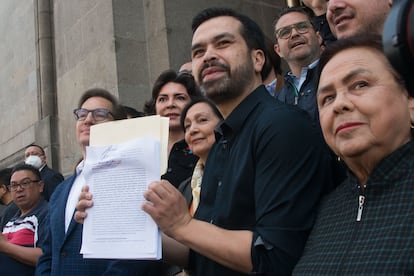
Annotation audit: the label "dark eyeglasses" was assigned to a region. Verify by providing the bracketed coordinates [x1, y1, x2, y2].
[275, 21, 313, 39]
[9, 179, 40, 192]
[73, 108, 114, 122]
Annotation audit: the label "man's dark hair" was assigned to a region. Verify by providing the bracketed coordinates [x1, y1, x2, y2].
[262, 36, 283, 79]
[78, 88, 127, 120]
[180, 97, 223, 132]
[143, 70, 202, 115]
[11, 163, 42, 181]
[122, 105, 145, 118]
[0, 168, 12, 187]
[191, 7, 266, 79]
[25, 144, 45, 155]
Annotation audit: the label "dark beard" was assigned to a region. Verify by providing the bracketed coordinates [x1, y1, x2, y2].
[200, 58, 254, 105]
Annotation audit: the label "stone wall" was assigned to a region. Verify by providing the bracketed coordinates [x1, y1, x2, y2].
[0, 0, 285, 176]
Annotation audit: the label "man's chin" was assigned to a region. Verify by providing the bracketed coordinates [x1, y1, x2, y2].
[201, 78, 228, 95]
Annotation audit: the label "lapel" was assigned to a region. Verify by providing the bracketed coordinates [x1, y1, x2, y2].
[65, 209, 80, 239]
[53, 174, 78, 249]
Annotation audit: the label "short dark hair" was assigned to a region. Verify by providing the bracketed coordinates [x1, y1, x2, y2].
[122, 105, 145, 118]
[317, 35, 405, 88]
[25, 144, 45, 155]
[262, 36, 283, 79]
[11, 163, 42, 181]
[180, 97, 223, 132]
[78, 88, 127, 120]
[0, 168, 12, 187]
[191, 7, 266, 79]
[143, 70, 202, 115]
[273, 7, 315, 42]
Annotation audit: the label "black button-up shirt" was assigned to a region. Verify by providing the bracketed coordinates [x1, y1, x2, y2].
[190, 85, 334, 275]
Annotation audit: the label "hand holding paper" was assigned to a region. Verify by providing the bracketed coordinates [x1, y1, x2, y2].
[142, 179, 192, 238]
[81, 137, 161, 259]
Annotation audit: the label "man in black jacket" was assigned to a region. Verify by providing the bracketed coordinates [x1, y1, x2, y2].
[24, 144, 64, 201]
[274, 7, 323, 122]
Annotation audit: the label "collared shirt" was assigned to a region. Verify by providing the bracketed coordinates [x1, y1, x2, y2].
[1, 198, 49, 275]
[265, 78, 277, 97]
[294, 141, 414, 275]
[276, 60, 320, 122]
[189, 85, 333, 275]
[287, 59, 319, 92]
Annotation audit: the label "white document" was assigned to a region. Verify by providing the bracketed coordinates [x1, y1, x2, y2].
[89, 115, 169, 175]
[80, 137, 161, 259]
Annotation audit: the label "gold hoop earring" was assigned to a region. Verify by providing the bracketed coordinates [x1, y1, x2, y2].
[411, 123, 414, 129]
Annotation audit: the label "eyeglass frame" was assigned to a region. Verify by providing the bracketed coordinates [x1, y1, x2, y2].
[73, 108, 114, 122]
[275, 21, 314, 40]
[9, 178, 41, 192]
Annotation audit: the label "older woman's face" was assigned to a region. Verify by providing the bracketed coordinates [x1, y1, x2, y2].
[183, 102, 221, 163]
[318, 47, 412, 161]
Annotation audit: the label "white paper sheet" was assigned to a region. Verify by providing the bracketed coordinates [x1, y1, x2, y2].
[80, 138, 161, 259]
[89, 115, 169, 175]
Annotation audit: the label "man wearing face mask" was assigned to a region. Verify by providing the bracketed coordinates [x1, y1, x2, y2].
[24, 144, 64, 201]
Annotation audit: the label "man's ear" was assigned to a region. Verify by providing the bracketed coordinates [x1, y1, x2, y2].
[274, 43, 282, 58]
[0, 184, 6, 197]
[252, 49, 265, 74]
[408, 96, 414, 126]
[39, 181, 45, 193]
[316, 31, 323, 47]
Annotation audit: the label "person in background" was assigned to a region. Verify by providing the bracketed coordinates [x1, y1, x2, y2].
[274, 7, 323, 121]
[263, 36, 284, 97]
[179, 62, 193, 74]
[301, 0, 336, 45]
[0, 168, 17, 230]
[1, 164, 49, 275]
[122, 105, 145, 118]
[166, 98, 223, 276]
[36, 88, 160, 275]
[293, 35, 414, 274]
[178, 98, 223, 216]
[326, 0, 392, 39]
[144, 70, 202, 188]
[24, 144, 64, 201]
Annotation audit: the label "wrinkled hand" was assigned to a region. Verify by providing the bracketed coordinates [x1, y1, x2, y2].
[142, 180, 192, 238]
[74, 185, 93, 224]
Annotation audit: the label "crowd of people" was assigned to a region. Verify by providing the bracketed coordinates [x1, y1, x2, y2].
[1, 0, 413, 275]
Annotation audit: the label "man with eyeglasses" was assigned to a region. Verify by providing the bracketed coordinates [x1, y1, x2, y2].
[0, 163, 49, 275]
[24, 144, 64, 201]
[274, 7, 323, 122]
[274, 7, 347, 190]
[36, 88, 160, 275]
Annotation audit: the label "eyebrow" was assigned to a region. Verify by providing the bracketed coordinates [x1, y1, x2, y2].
[191, 32, 236, 51]
[157, 92, 188, 97]
[318, 68, 370, 94]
